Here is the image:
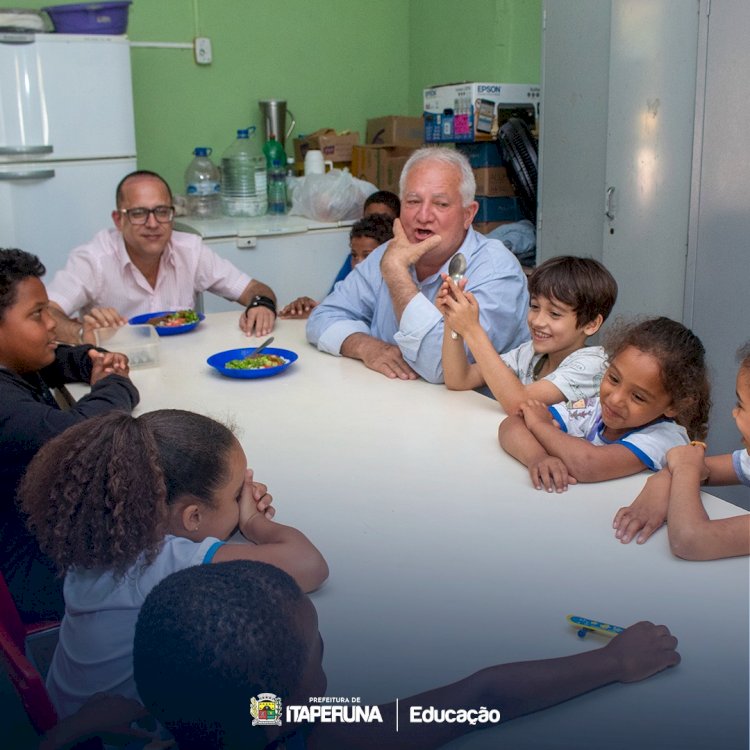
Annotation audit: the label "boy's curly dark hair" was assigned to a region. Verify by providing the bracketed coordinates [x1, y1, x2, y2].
[0, 248, 46, 320]
[349, 214, 394, 246]
[19, 409, 236, 576]
[134, 561, 306, 750]
[528, 255, 618, 327]
[363, 189, 401, 218]
[603, 317, 711, 440]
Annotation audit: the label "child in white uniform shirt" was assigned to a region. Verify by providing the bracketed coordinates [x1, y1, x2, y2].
[438, 256, 618, 415]
[500, 317, 710, 493]
[614, 342, 750, 559]
[19, 409, 328, 720]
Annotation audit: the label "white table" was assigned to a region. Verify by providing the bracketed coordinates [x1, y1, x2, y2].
[100, 313, 750, 749]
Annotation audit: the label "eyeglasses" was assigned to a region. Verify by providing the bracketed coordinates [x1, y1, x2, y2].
[119, 205, 175, 225]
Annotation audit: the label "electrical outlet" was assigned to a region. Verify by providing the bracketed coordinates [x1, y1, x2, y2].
[194, 37, 212, 65]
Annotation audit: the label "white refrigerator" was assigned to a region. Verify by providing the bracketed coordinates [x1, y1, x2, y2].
[0, 32, 137, 276]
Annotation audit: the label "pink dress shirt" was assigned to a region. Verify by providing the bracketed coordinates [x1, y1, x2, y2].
[47, 229, 251, 318]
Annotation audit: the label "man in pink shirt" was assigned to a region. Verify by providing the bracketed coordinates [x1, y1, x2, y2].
[48, 171, 277, 342]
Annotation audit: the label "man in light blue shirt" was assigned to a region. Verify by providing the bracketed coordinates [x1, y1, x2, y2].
[306, 148, 529, 384]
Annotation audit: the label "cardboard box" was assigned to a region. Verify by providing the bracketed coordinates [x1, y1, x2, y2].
[351, 145, 414, 194]
[292, 129, 360, 163]
[473, 167, 515, 197]
[366, 116, 424, 147]
[423, 82, 540, 142]
[473, 220, 515, 235]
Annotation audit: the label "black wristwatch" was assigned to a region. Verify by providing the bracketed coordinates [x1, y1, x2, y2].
[245, 295, 277, 316]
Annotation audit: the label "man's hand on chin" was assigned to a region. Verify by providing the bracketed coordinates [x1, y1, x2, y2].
[380, 219, 442, 274]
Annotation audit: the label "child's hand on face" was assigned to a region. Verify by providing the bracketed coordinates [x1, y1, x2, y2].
[252, 477, 275, 519]
[238, 469, 275, 532]
[88, 349, 130, 384]
[666, 444, 709, 479]
[603, 621, 680, 683]
[528, 455, 577, 493]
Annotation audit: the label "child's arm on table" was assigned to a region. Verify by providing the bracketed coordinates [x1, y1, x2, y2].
[520, 401, 646, 483]
[613, 469, 672, 544]
[666, 445, 750, 560]
[499, 413, 577, 492]
[613, 450, 743, 545]
[312, 621, 679, 750]
[213, 469, 329, 592]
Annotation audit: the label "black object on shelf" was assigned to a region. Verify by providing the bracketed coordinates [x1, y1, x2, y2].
[496, 117, 538, 222]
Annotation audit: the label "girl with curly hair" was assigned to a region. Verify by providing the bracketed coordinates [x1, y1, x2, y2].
[499, 317, 710, 493]
[19, 409, 328, 720]
[615, 343, 750, 558]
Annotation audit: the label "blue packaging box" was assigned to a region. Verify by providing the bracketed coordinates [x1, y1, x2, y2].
[457, 142, 504, 168]
[474, 196, 525, 223]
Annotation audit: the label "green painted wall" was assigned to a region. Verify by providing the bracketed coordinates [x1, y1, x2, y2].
[19, 0, 540, 191]
[126, 0, 412, 189]
[408, 0, 543, 111]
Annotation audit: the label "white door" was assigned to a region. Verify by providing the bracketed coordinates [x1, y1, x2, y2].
[601, 0, 699, 320]
[539, 0, 700, 321]
[685, 0, 750, 509]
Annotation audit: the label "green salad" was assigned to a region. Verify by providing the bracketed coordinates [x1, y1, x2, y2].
[150, 309, 200, 327]
[225, 354, 288, 370]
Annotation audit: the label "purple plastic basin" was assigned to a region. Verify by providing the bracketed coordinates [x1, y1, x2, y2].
[42, 2, 132, 35]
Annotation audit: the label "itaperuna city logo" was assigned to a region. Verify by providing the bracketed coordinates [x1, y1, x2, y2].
[250, 693, 283, 726]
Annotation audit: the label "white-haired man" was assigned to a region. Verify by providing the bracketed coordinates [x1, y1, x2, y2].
[306, 147, 529, 383]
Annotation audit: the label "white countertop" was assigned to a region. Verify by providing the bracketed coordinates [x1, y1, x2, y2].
[74, 313, 749, 749]
[175, 213, 355, 240]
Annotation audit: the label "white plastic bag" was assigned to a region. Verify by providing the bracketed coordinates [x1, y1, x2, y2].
[290, 169, 377, 222]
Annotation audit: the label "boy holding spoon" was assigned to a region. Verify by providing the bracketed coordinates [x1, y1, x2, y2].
[437, 256, 617, 415]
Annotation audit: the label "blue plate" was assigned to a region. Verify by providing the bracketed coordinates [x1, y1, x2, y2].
[207, 347, 298, 379]
[129, 310, 205, 336]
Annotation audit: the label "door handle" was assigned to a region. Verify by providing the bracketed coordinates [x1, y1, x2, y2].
[605, 186, 615, 221]
[0, 169, 55, 180]
[0, 145, 53, 156]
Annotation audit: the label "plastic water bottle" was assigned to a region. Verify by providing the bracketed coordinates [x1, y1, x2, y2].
[185, 147, 221, 218]
[221, 127, 267, 217]
[267, 168, 287, 214]
[285, 156, 296, 209]
[263, 136, 287, 214]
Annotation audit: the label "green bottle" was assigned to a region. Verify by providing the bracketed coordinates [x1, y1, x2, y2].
[263, 136, 287, 170]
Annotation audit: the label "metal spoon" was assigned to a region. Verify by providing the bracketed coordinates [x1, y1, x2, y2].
[244, 336, 274, 360]
[448, 252, 467, 283]
[447, 253, 467, 339]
